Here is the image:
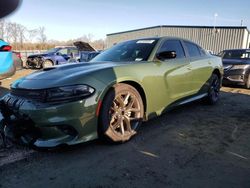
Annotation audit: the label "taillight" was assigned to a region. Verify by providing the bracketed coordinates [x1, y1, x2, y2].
[0, 45, 12, 51]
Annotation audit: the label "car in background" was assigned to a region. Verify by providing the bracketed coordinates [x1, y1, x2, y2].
[0, 39, 15, 80]
[13, 51, 23, 70]
[0, 37, 223, 147]
[26, 41, 95, 69]
[219, 49, 250, 89]
[80, 51, 101, 62]
[26, 46, 80, 69]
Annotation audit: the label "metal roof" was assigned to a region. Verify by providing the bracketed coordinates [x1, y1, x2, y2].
[107, 25, 249, 36]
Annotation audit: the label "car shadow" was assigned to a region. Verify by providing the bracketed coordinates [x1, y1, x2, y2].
[222, 84, 247, 89]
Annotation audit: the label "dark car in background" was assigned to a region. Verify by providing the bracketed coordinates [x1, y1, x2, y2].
[219, 49, 250, 89]
[0, 39, 15, 80]
[26, 41, 95, 69]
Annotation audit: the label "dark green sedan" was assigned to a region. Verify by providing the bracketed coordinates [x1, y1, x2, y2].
[0, 37, 223, 147]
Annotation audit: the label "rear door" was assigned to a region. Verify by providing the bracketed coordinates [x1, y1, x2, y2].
[182, 40, 213, 94]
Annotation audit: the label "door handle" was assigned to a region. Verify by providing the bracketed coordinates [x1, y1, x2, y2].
[208, 61, 212, 65]
[187, 66, 192, 70]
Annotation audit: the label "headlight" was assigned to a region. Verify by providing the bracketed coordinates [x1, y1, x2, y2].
[231, 64, 250, 70]
[46, 85, 95, 102]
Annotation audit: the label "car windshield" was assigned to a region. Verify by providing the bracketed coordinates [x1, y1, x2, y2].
[222, 50, 250, 59]
[91, 39, 158, 62]
[45, 48, 60, 54]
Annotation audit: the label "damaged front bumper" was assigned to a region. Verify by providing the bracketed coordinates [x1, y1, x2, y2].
[0, 94, 98, 148]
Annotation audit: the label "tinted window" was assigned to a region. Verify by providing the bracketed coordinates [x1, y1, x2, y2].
[184, 41, 201, 57]
[222, 50, 250, 59]
[199, 47, 207, 56]
[159, 40, 185, 59]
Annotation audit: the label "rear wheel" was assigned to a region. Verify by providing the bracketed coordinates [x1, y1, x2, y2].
[205, 74, 220, 105]
[99, 83, 144, 142]
[42, 60, 53, 68]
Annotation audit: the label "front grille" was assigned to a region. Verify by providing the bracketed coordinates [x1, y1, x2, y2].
[11, 88, 47, 102]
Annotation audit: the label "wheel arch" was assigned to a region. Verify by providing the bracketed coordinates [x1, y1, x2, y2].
[212, 68, 221, 79]
[120, 80, 147, 115]
[98, 80, 147, 119]
[45, 59, 54, 64]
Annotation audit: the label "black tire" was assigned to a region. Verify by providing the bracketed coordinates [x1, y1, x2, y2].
[42, 60, 53, 68]
[25, 61, 32, 69]
[205, 74, 220, 105]
[244, 73, 250, 89]
[99, 83, 144, 143]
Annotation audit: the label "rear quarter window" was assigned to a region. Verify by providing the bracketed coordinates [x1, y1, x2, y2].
[184, 41, 201, 57]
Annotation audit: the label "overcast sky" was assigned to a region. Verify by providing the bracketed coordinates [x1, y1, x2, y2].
[4, 0, 250, 41]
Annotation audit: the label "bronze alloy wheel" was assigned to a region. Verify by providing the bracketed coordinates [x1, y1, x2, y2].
[99, 83, 144, 142]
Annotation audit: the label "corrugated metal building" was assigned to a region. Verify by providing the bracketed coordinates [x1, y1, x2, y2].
[106, 25, 250, 54]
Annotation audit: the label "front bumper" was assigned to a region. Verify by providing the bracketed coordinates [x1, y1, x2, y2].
[26, 57, 44, 68]
[0, 94, 98, 147]
[222, 68, 248, 86]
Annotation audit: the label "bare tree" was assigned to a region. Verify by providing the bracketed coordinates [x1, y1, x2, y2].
[37, 26, 47, 43]
[27, 29, 38, 43]
[17, 24, 26, 48]
[0, 20, 5, 39]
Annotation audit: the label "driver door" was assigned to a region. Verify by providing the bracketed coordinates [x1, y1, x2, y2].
[156, 39, 193, 103]
[56, 48, 69, 64]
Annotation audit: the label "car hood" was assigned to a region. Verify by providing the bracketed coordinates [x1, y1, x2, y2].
[11, 62, 124, 89]
[222, 58, 250, 65]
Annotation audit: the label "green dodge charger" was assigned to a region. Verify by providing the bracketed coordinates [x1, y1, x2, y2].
[0, 37, 223, 147]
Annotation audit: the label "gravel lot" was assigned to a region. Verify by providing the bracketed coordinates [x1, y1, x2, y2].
[0, 69, 250, 188]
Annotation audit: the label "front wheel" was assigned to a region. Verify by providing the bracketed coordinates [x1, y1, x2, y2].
[205, 74, 221, 105]
[42, 60, 53, 68]
[99, 83, 144, 142]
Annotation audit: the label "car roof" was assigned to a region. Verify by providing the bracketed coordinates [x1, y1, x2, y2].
[54, 46, 76, 48]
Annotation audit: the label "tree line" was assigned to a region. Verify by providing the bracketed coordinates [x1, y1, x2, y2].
[0, 20, 105, 51]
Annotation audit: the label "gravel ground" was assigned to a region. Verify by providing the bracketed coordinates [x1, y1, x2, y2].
[0, 69, 250, 188]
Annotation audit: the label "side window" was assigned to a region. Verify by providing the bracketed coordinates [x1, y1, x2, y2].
[198, 47, 207, 56]
[58, 48, 68, 55]
[69, 48, 79, 55]
[184, 41, 201, 57]
[159, 40, 185, 59]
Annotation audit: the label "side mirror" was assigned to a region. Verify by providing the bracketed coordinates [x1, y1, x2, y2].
[156, 51, 176, 61]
